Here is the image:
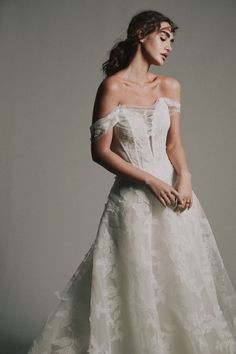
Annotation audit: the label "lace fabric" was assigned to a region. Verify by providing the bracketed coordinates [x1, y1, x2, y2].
[89, 97, 180, 143]
[27, 97, 236, 354]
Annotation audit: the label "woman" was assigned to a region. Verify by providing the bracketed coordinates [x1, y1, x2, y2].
[28, 10, 236, 354]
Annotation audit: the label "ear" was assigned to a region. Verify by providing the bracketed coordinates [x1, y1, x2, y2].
[136, 28, 145, 42]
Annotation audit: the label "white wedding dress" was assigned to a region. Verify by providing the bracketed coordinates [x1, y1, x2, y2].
[27, 97, 236, 354]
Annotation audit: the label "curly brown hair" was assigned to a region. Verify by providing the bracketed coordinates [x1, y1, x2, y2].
[102, 10, 178, 77]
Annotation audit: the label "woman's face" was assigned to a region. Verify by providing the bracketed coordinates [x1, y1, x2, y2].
[140, 21, 175, 66]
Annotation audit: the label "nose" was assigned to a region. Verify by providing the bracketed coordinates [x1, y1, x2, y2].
[165, 41, 172, 52]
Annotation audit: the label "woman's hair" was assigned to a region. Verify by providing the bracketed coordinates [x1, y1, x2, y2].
[102, 10, 178, 77]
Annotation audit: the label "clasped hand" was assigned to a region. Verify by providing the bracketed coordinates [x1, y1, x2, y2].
[147, 173, 193, 213]
[173, 173, 193, 213]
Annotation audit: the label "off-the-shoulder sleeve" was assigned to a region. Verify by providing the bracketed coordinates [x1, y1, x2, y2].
[89, 109, 119, 143]
[164, 97, 181, 116]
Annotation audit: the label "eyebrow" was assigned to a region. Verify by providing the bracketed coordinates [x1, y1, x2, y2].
[160, 30, 175, 42]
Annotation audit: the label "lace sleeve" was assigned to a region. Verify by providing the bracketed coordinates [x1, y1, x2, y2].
[89, 109, 119, 143]
[164, 97, 181, 116]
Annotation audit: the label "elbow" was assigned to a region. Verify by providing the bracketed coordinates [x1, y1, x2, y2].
[91, 147, 109, 164]
[91, 149, 101, 163]
[166, 143, 176, 153]
[166, 140, 182, 152]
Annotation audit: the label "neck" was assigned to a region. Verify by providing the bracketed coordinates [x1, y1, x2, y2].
[123, 46, 152, 83]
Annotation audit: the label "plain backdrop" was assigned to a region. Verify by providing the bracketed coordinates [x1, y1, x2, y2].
[1, 0, 236, 353]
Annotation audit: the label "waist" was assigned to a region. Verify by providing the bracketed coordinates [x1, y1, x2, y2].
[114, 159, 176, 187]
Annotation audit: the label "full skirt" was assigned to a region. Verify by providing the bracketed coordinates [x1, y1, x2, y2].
[27, 168, 236, 354]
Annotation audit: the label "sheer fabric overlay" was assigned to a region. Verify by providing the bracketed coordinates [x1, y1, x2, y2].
[28, 97, 236, 354]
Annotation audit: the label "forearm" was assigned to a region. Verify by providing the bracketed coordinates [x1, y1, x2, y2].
[91, 148, 154, 185]
[166, 142, 192, 177]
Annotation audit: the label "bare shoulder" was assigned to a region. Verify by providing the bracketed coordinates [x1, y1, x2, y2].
[99, 75, 122, 94]
[159, 75, 181, 100]
[92, 76, 122, 122]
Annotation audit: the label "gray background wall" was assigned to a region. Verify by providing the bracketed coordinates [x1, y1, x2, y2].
[1, 0, 235, 353]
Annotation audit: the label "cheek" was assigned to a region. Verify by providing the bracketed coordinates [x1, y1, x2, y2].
[150, 40, 162, 54]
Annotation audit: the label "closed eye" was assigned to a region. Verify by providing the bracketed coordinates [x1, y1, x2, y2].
[161, 37, 175, 44]
[160, 30, 175, 43]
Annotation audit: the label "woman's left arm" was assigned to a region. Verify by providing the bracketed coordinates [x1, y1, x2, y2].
[162, 77, 193, 212]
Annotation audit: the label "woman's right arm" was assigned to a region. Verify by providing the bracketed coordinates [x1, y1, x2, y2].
[90, 78, 182, 207]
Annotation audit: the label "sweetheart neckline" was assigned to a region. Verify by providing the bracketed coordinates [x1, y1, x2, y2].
[118, 97, 161, 109]
[92, 96, 180, 122]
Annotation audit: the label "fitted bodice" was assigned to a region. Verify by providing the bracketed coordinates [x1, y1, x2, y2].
[89, 97, 180, 183]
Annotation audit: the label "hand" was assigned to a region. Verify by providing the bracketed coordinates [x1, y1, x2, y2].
[146, 176, 182, 208]
[173, 172, 193, 213]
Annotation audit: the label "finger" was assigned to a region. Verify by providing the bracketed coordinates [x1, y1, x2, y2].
[181, 200, 188, 212]
[185, 198, 192, 209]
[173, 202, 182, 212]
[161, 191, 172, 206]
[177, 204, 185, 213]
[159, 196, 167, 207]
[176, 200, 187, 213]
[185, 201, 192, 211]
[170, 188, 180, 197]
[167, 191, 178, 204]
[188, 199, 193, 209]
[171, 197, 180, 210]
[171, 189, 182, 204]
[164, 194, 173, 206]
[185, 201, 190, 209]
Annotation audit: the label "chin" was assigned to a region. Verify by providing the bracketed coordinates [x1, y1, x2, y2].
[153, 61, 164, 67]
[150, 57, 165, 67]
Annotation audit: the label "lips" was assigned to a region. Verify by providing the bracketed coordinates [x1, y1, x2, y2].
[161, 53, 168, 60]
